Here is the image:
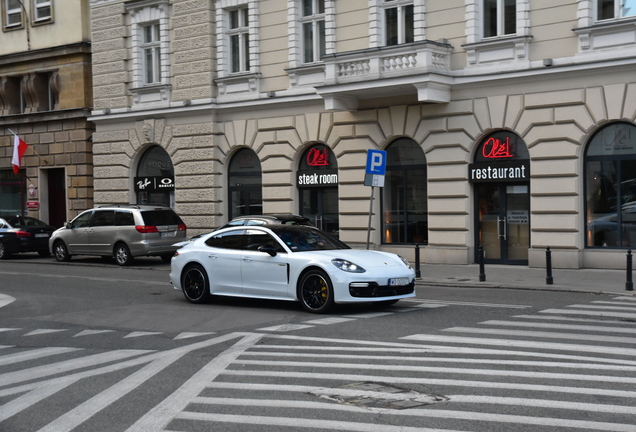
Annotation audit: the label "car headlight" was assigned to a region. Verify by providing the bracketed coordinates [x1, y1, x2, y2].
[332, 258, 366, 273]
[398, 255, 412, 269]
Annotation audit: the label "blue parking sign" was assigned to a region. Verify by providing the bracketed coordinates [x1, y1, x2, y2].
[365, 149, 387, 175]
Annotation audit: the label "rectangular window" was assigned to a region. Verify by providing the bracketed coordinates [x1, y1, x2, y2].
[229, 7, 250, 73]
[483, 0, 516, 38]
[384, 0, 414, 46]
[4, 0, 22, 27]
[34, 0, 52, 21]
[142, 23, 161, 84]
[597, 0, 636, 20]
[301, 0, 325, 63]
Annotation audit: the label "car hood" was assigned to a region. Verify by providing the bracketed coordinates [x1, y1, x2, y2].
[305, 249, 406, 268]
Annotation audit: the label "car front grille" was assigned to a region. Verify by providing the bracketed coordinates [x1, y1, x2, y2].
[349, 281, 415, 298]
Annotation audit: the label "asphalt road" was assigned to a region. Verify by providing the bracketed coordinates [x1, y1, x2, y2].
[1, 255, 635, 431]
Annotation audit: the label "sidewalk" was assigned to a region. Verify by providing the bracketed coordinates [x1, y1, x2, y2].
[415, 263, 636, 296]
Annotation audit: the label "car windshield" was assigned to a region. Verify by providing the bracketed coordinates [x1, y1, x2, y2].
[272, 227, 350, 252]
[141, 210, 183, 226]
[5, 216, 47, 227]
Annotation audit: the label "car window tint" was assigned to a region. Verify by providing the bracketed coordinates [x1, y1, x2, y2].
[116, 211, 135, 226]
[244, 229, 285, 253]
[72, 212, 92, 228]
[90, 210, 115, 227]
[274, 228, 350, 251]
[6, 216, 47, 227]
[141, 210, 183, 226]
[245, 220, 266, 226]
[205, 230, 245, 250]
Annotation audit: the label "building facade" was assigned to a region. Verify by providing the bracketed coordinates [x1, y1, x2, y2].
[0, 0, 94, 228]
[89, 0, 636, 269]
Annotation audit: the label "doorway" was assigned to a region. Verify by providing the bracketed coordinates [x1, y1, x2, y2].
[476, 183, 529, 264]
[300, 188, 339, 237]
[47, 168, 66, 228]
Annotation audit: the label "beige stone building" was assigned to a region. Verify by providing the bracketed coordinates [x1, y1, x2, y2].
[0, 0, 94, 228]
[89, 0, 636, 269]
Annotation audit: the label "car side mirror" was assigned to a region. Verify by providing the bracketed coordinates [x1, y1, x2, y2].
[65, 222, 71, 229]
[258, 244, 277, 257]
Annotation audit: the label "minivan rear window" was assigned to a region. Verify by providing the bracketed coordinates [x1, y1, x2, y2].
[141, 210, 183, 226]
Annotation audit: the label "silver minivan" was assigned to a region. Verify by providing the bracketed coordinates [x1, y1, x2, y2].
[49, 205, 187, 265]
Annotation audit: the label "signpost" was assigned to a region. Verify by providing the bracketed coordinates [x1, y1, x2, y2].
[364, 150, 386, 249]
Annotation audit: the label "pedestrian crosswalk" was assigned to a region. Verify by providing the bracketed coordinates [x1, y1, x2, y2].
[1, 295, 635, 431]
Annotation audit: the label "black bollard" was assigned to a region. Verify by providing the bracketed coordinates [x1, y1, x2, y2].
[545, 246, 554, 285]
[478, 245, 486, 282]
[414, 244, 421, 278]
[627, 249, 633, 291]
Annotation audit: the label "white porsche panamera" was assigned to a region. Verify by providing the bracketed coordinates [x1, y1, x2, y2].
[169, 225, 416, 313]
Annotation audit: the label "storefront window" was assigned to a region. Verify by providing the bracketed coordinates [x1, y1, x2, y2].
[382, 138, 427, 244]
[586, 122, 636, 248]
[228, 148, 262, 219]
[135, 146, 174, 207]
[0, 169, 25, 217]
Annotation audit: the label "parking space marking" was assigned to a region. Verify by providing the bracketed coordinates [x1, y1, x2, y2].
[258, 324, 315, 332]
[303, 317, 356, 325]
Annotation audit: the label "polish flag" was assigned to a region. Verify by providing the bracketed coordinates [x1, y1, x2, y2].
[12, 134, 28, 174]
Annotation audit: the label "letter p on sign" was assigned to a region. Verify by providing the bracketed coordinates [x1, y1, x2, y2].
[366, 149, 387, 175]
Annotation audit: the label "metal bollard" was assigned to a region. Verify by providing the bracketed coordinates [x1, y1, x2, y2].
[414, 243, 421, 278]
[627, 249, 634, 291]
[478, 245, 486, 282]
[545, 246, 554, 285]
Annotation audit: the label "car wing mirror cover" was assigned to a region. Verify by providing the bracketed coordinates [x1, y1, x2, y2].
[258, 244, 277, 257]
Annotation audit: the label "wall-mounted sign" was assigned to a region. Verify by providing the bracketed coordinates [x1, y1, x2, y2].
[297, 170, 338, 187]
[482, 136, 514, 159]
[134, 176, 175, 192]
[468, 161, 529, 183]
[26, 201, 39, 210]
[28, 184, 36, 197]
[306, 147, 330, 166]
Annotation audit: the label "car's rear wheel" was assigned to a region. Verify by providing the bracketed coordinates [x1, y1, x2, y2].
[181, 264, 210, 304]
[0, 242, 10, 260]
[114, 243, 134, 266]
[298, 269, 334, 314]
[53, 241, 71, 262]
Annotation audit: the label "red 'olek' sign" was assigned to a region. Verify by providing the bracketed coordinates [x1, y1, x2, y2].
[307, 147, 329, 166]
[482, 137, 513, 159]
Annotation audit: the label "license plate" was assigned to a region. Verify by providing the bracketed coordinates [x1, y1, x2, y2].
[160, 231, 177, 238]
[35, 233, 50, 238]
[389, 277, 409, 286]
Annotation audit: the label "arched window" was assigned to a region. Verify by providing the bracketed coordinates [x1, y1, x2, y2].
[135, 145, 174, 207]
[228, 148, 262, 219]
[382, 138, 427, 244]
[585, 122, 636, 248]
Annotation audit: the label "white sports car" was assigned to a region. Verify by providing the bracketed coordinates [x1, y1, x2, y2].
[169, 225, 416, 313]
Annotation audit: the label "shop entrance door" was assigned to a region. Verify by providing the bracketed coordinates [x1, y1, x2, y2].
[300, 188, 339, 237]
[476, 184, 529, 264]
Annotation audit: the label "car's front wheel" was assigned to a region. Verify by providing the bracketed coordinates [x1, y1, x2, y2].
[0, 242, 10, 260]
[298, 269, 334, 314]
[114, 243, 134, 266]
[53, 241, 71, 262]
[181, 264, 210, 304]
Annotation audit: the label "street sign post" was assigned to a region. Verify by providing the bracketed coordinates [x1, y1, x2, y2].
[364, 150, 387, 249]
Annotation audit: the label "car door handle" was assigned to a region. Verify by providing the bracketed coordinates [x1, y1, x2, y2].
[243, 257, 252, 262]
[207, 254, 217, 259]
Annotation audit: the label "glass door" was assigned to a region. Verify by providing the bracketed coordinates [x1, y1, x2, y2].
[476, 184, 529, 264]
[300, 188, 339, 237]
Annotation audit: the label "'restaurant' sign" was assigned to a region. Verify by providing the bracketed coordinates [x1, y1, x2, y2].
[469, 131, 530, 183]
[134, 176, 175, 192]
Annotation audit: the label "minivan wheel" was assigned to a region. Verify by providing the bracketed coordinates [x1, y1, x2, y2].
[181, 264, 210, 304]
[53, 241, 71, 262]
[114, 243, 134, 266]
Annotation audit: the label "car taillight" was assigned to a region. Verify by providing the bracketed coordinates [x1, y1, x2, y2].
[135, 225, 159, 233]
[177, 223, 187, 231]
[16, 230, 32, 238]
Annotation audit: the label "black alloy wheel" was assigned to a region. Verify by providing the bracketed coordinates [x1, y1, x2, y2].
[53, 241, 71, 262]
[0, 242, 9, 260]
[181, 264, 210, 304]
[299, 269, 334, 313]
[114, 243, 134, 266]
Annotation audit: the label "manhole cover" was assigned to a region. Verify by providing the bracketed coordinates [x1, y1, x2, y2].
[309, 382, 447, 410]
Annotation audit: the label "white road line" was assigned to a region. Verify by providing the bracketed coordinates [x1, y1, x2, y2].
[0, 294, 15, 309]
[124, 331, 163, 338]
[540, 309, 636, 319]
[512, 314, 636, 325]
[480, 320, 636, 333]
[0, 271, 159, 285]
[220, 369, 636, 399]
[175, 412, 462, 432]
[74, 330, 115, 337]
[239, 351, 636, 371]
[258, 324, 314, 332]
[401, 334, 636, 357]
[0, 350, 153, 387]
[183, 399, 635, 431]
[0, 347, 80, 366]
[569, 304, 636, 311]
[415, 299, 530, 309]
[205, 383, 636, 415]
[443, 326, 636, 344]
[173, 332, 215, 340]
[234, 359, 636, 384]
[24, 329, 68, 336]
[343, 312, 393, 318]
[303, 317, 356, 325]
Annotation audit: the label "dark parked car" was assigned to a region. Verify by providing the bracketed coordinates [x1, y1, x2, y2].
[0, 216, 55, 259]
